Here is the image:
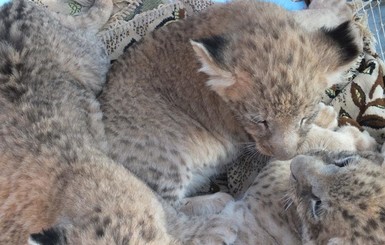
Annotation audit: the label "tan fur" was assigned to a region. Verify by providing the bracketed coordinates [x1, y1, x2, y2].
[0, 1, 236, 244]
[291, 150, 385, 244]
[211, 108, 378, 244]
[100, 0, 361, 213]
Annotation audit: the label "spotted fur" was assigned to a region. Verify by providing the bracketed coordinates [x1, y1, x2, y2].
[0, 1, 236, 244]
[291, 150, 385, 244]
[205, 117, 379, 244]
[100, 0, 361, 214]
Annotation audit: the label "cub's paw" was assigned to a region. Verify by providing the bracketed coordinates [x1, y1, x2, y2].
[179, 192, 234, 216]
[309, 0, 353, 25]
[186, 213, 239, 245]
[187, 202, 245, 245]
[314, 103, 338, 129]
[338, 126, 378, 151]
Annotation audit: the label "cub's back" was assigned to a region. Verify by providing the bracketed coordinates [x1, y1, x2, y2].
[0, 0, 109, 156]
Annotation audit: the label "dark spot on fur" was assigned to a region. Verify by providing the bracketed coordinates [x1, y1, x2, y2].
[322, 21, 359, 64]
[379, 207, 385, 223]
[103, 217, 112, 227]
[246, 40, 257, 51]
[95, 227, 105, 238]
[170, 149, 179, 156]
[166, 130, 178, 139]
[272, 31, 279, 40]
[287, 19, 296, 29]
[0, 58, 13, 75]
[2, 84, 27, 102]
[91, 216, 100, 223]
[147, 181, 159, 192]
[126, 156, 138, 163]
[158, 145, 167, 152]
[367, 219, 379, 231]
[287, 54, 293, 65]
[158, 155, 168, 162]
[148, 167, 162, 180]
[359, 181, 365, 187]
[161, 186, 175, 193]
[134, 142, 144, 150]
[162, 195, 177, 202]
[141, 227, 157, 242]
[278, 20, 285, 28]
[299, 34, 305, 44]
[122, 234, 131, 244]
[263, 41, 272, 52]
[342, 209, 355, 221]
[359, 203, 368, 210]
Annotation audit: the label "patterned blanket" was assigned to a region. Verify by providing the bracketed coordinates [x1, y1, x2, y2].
[29, 0, 385, 197]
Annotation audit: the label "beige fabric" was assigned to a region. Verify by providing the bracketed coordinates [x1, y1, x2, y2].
[29, 0, 213, 60]
[98, 0, 214, 60]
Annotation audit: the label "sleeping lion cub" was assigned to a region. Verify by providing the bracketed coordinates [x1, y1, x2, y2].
[100, 0, 362, 214]
[0, 0, 237, 244]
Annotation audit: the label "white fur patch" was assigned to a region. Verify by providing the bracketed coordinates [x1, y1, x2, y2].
[28, 237, 41, 245]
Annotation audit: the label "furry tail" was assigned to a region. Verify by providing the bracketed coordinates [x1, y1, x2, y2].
[55, 0, 113, 32]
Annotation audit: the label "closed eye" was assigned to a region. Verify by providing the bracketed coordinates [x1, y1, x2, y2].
[258, 120, 269, 129]
[246, 116, 269, 129]
[334, 156, 358, 167]
[310, 194, 322, 221]
[300, 117, 308, 126]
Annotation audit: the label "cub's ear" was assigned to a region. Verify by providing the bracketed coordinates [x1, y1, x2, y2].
[322, 21, 360, 65]
[190, 36, 236, 99]
[28, 227, 67, 245]
[315, 21, 362, 87]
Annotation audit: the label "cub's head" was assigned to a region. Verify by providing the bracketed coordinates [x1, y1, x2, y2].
[290, 151, 385, 244]
[191, 1, 360, 160]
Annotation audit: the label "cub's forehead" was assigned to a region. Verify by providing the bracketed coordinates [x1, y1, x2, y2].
[242, 86, 320, 118]
[224, 27, 312, 69]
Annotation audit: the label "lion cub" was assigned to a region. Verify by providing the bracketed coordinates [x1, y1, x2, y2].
[214, 105, 378, 244]
[0, 0, 236, 244]
[100, 0, 361, 213]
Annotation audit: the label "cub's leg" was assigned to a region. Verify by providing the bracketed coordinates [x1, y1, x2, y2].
[179, 192, 234, 216]
[165, 202, 240, 245]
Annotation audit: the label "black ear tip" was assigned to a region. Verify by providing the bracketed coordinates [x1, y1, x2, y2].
[29, 227, 63, 245]
[193, 35, 227, 63]
[323, 21, 360, 64]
